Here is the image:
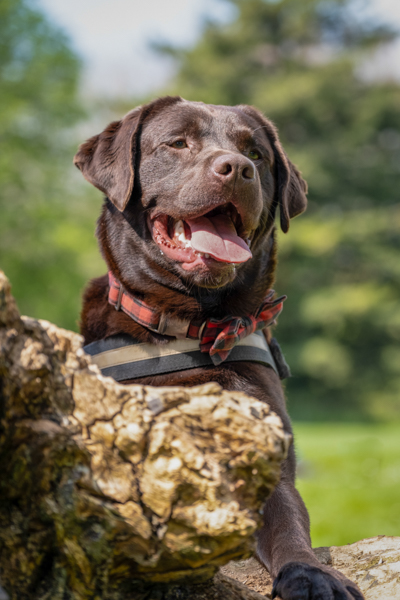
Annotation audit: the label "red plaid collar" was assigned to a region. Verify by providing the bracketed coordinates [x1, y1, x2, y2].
[108, 271, 285, 366]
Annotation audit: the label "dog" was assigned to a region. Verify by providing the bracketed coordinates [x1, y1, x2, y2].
[74, 96, 364, 600]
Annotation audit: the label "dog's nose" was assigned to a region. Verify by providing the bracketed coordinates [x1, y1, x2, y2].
[212, 154, 256, 183]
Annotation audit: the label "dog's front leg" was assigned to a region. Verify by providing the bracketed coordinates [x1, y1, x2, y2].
[257, 477, 364, 599]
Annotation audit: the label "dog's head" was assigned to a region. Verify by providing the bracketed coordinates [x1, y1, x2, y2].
[74, 96, 307, 291]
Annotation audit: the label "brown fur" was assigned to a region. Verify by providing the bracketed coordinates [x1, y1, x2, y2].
[76, 97, 363, 599]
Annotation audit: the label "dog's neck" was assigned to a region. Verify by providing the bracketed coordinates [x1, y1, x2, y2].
[97, 209, 278, 324]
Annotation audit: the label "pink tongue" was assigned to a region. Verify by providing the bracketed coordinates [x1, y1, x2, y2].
[186, 214, 252, 263]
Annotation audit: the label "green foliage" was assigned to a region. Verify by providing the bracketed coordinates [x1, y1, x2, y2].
[278, 207, 400, 421]
[294, 423, 400, 546]
[0, 0, 104, 330]
[160, 0, 400, 420]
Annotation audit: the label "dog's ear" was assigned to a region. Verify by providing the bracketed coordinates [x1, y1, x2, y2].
[239, 106, 308, 233]
[271, 133, 308, 233]
[73, 107, 142, 212]
[74, 96, 183, 212]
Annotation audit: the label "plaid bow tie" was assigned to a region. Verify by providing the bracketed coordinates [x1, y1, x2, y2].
[199, 291, 285, 365]
[108, 272, 285, 365]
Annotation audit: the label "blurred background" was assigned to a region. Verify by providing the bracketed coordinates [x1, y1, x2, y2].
[1, 0, 399, 548]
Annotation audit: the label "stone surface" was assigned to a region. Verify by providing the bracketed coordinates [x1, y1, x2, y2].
[0, 271, 289, 599]
[221, 557, 273, 596]
[221, 536, 400, 599]
[316, 536, 400, 600]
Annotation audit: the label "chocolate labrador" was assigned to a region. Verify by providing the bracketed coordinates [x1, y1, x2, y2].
[74, 96, 363, 600]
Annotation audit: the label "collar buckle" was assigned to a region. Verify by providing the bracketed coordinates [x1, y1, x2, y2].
[115, 284, 124, 311]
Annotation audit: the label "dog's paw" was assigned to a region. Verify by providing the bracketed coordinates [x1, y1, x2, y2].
[272, 562, 364, 600]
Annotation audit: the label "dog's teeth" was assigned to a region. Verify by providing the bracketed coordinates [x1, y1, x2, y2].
[174, 219, 192, 248]
[174, 220, 184, 235]
[180, 235, 192, 248]
[204, 253, 210, 259]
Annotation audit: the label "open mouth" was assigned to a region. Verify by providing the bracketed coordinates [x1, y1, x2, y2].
[149, 203, 252, 269]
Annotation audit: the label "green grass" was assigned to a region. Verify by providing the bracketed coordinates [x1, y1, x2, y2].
[293, 423, 400, 548]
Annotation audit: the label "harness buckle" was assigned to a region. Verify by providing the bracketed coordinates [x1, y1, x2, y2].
[158, 313, 191, 339]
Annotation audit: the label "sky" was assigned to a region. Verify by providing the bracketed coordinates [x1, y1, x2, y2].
[36, 0, 234, 98]
[36, 0, 400, 99]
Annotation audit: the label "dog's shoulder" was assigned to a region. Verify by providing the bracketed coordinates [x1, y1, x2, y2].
[80, 274, 111, 344]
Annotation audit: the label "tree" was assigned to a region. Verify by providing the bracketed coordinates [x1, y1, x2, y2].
[158, 0, 400, 420]
[0, 0, 103, 331]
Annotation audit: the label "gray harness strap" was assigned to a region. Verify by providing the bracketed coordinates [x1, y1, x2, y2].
[84, 331, 289, 382]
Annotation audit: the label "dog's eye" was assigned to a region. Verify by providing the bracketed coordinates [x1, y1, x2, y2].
[171, 140, 187, 149]
[249, 150, 261, 160]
